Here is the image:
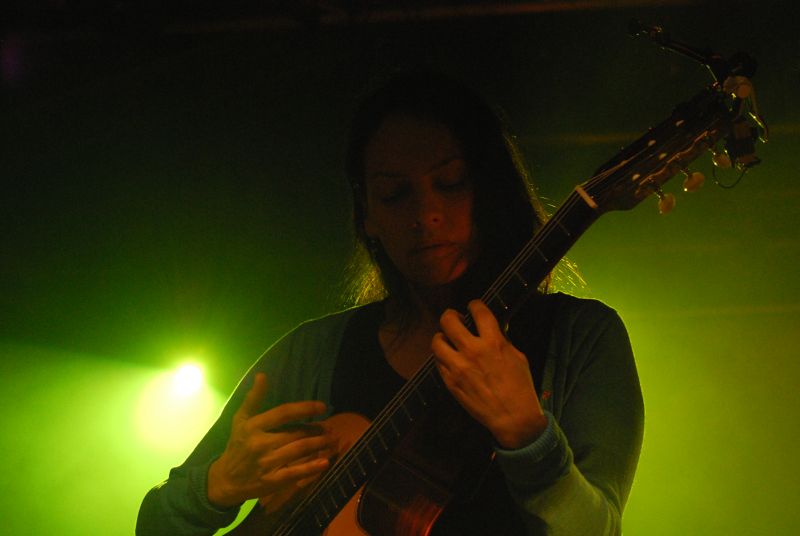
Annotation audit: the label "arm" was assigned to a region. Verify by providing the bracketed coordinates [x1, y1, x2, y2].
[135, 312, 351, 536]
[433, 298, 643, 535]
[496, 300, 644, 535]
[135, 379, 250, 536]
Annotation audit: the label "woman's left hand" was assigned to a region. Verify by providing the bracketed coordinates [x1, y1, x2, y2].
[431, 299, 548, 450]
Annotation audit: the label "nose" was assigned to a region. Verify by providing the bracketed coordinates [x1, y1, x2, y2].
[413, 189, 443, 229]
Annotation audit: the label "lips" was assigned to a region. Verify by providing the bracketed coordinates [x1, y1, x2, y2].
[409, 243, 458, 257]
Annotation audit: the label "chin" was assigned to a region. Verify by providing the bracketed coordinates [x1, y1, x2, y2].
[410, 264, 469, 289]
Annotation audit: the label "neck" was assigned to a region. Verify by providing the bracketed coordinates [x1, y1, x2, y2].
[383, 280, 461, 334]
[412, 283, 458, 318]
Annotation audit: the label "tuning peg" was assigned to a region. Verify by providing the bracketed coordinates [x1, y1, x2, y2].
[682, 170, 705, 192]
[656, 188, 676, 214]
[712, 150, 732, 169]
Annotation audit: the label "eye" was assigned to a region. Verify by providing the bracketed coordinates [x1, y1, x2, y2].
[435, 171, 470, 193]
[437, 176, 468, 191]
[434, 159, 469, 192]
[378, 183, 410, 204]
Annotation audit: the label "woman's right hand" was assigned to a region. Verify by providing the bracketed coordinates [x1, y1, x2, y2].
[207, 372, 337, 509]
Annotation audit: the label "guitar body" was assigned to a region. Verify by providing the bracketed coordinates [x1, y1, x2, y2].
[228, 413, 371, 536]
[356, 390, 494, 536]
[230, 398, 494, 536]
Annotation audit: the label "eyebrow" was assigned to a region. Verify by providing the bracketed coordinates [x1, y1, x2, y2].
[368, 155, 465, 181]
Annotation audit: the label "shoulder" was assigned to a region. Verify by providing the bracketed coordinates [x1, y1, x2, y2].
[543, 292, 626, 336]
[265, 303, 376, 364]
[540, 292, 632, 363]
[242, 304, 377, 407]
[290, 305, 364, 340]
[545, 292, 619, 321]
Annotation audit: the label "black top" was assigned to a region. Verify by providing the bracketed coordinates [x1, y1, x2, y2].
[328, 297, 555, 534]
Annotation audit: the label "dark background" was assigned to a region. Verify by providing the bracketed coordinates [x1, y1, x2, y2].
[1, 1, 798, 533]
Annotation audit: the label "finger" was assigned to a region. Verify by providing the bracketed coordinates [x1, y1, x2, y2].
[431, 333, 470, 378]
[249, 400, 327, 432]
[237, 372, 269, 420]
[431, 332, 466, 371]
[266, 457, 330, 487]
[256, 424, 328, 453]
[468, 300, 503, 339]
[261, 434, 336, 472]
[438, 308, 473, 348]
[435, 358, 470, 405]
[295, 473, 323, 489]
[287, 444, 338, 468]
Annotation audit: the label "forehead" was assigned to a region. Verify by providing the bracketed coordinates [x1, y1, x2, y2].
[363, 114, 463, 178]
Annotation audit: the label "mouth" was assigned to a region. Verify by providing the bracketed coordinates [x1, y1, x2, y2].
[410, 243, 457, 256]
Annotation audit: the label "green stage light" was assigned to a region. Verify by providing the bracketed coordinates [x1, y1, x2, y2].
[173, 363, 204, 396]
[135, 361, 224, 454]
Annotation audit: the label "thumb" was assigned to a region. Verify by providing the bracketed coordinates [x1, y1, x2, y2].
[237, 372, 268, 419]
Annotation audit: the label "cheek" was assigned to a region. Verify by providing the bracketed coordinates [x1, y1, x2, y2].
[456, 199, 477, 239]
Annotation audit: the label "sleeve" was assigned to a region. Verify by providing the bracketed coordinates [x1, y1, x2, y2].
[494, 300, 644, 535]
[135, 311, 350, 536]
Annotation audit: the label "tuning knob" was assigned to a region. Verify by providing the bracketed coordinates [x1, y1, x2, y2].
[682, 170, 705, 192]
[656, 189, 676, 214]
[712, 150, 732, 169]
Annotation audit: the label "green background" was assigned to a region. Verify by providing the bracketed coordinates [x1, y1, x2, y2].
[2, 2, 798, 534]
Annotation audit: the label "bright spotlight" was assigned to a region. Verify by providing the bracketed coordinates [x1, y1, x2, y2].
[172, 364, 204, 396]
[135, 361, 223, 453]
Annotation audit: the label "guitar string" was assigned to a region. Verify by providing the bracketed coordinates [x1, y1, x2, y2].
[277, 151, 653, 533]
[275, 166, 635, 533]
[276, 189, 594, 533]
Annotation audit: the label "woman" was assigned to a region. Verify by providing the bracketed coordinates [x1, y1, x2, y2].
[137, 72, 644, 535]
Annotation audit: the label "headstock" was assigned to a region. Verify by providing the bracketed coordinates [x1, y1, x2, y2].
[580, 22, 767, 215]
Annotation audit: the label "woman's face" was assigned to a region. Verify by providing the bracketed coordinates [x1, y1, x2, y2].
[362, 114, 478, 289]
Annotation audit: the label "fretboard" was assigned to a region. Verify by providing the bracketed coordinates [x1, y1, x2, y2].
[275, 189, 600, 535]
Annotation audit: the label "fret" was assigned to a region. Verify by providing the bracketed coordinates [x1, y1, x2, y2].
[405, 387, 429, 418]
[400, 401, 414, 421]
[375, 429, 388, 450]
[355, 456, 366, 476]
[418, 368, 437, 390]
[365, 442, 377, 463]
[313, 511, 325, 529]
[346, 468, 357, 488]
[514, 271, 529, 289]
[555, 218, 572, 237]
[492, 293, 509, 311]
[388, 416, 401, 436]
[328, 478, 349, 504]
[327, 490, 340, 512]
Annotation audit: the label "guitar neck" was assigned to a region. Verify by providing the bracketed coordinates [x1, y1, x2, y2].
[480, 189, 600, 322]
[276, 191, 600, 535]
[274, 75, 758, 534]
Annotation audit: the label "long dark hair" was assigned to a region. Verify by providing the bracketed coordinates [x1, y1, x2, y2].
[343, 71, 548, 316]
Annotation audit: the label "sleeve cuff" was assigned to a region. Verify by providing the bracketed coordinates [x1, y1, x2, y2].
[494, 411, 558, 463]
[186, 459, 242, 523]
[493, 411, 573, 493]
